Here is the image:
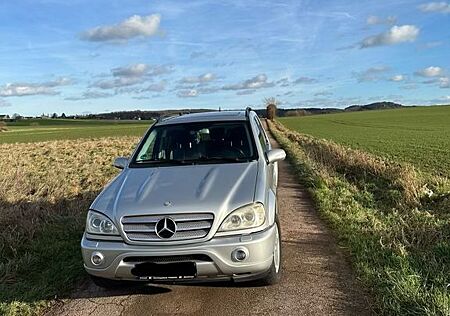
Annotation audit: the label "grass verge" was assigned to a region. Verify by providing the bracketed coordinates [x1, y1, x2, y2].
[268, 119, 450, 315]
[0, 137, 138, 315]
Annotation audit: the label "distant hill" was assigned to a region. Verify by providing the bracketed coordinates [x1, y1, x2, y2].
[345, 102, 403, 112]
[81, 102, 405, 120]
[7, 102, 404, 122]
[83, 109, 213, 120]
[252, 101, 404, 117]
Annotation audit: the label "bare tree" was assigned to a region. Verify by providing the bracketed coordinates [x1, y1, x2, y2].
[264, 97, 278, 120]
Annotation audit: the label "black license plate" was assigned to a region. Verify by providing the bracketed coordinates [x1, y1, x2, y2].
[131, 262, 197, 279]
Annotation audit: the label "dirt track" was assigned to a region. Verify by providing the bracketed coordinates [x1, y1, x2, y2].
[48, 125, 373, 316]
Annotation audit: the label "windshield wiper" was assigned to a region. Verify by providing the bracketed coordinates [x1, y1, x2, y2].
[137, 156, 251, 165]
[136, 159, 191, 165]
[188, 156, 251, 163]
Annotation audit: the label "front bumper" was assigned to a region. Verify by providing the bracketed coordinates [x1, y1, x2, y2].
[81, 225, 275, 282]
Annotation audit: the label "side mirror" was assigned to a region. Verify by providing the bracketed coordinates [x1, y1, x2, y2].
[266, 149, 286, 164]
[113, 157, 129, 169]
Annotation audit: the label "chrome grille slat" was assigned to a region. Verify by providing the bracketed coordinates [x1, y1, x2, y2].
[122, 213, 214, 242]
[177, 221, 212, 231]
[122, 217, 159, 224]
[125, 229, 209, 241]
[122, 213, 214, 224]
[123, 223, 156, 232]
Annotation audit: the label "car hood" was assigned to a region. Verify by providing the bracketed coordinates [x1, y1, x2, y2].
[91, 162, 258, 224]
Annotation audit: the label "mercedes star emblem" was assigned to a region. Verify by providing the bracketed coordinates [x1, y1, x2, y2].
[155, 217, 177, 239]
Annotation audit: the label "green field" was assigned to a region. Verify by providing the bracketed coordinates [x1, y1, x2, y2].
[269, 120, 450, 315]
[0, 119, 152, 143]
[279, 106, 450, 177]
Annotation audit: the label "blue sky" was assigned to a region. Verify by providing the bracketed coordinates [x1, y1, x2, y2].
[0, 0, 449, 116]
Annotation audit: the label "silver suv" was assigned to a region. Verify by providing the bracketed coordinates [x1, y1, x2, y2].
[81, 109, 286, 287]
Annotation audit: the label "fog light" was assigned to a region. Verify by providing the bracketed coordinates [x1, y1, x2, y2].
[231, 248, 248, 262]
[91, 252, 104, 266]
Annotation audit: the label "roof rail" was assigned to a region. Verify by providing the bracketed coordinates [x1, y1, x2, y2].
[156, 114, 179, 123]
[245, 107, 252, 119]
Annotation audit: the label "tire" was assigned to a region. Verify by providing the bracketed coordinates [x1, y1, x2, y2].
[258, 218, 282, 285]
[90, 275, 130, 289]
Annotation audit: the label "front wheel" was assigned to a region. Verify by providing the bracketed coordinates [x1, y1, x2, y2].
[258, 219, 282, 285]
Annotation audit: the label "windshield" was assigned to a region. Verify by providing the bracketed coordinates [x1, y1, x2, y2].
[132, 121, 257, 166]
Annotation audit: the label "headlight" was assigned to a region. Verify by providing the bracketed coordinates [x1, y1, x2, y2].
[86, 211, 119, 235]
[219, 203, 265, 232]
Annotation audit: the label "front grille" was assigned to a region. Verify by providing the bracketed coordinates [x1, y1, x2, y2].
[121, 213, 214, 242]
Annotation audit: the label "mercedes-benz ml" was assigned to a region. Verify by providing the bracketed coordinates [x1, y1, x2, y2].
[81, 109, 286, 287]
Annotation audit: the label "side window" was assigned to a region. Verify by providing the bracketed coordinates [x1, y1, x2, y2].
[258, 131, 267, 152]
[254, 118, 269, 152]
[138, 129, 158, 160]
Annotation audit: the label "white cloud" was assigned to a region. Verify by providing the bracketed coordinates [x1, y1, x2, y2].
[390, 75, 406, 82]
[223, 74, 274, 90]
[180, 73, 216, 84]
[45, 77, 73, 87]
[112, 63, 149, 77]
[81, 14, 161, 42]
[65, 90, 113, 101]
[0, 84, 57, 97]
[420, 41, 444, 49]
[366, 15, 396, 25]
[0, 78, 72, 97]
[197, 86, 220, 94]
[92, 63, 172, 89]
[236, 90, 256, 95]
[189, 51, 216, 59]
[143, 81, 166, 92]
[415, 66, 444, 77]
[112, 63, 172, 78]
[354, 66, 390, 82]
[439, 77, 450, 88]
[150, 65, 173, 76]
[314, 91, 333, 96]
[293, 77, 317, 84]
[0, 98, 11, 107]
[418, 2, 450, 13]
[190, 51, 204, 59]
[274, 76, 317, 87]
[177, 89, 198, 97]
[401, 84, 418, 90]
[276, 77, 290, 87]
[92, 77, 143, 89]
[360, 25, 419, 48]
